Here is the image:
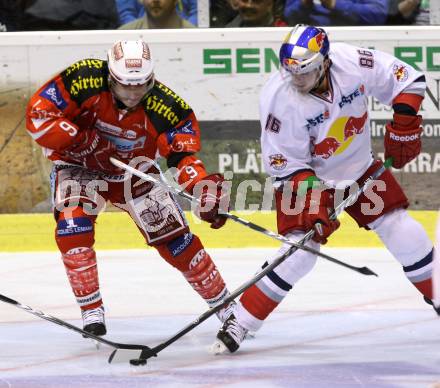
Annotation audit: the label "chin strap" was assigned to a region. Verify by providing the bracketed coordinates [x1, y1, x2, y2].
[311, 57, 331, 93]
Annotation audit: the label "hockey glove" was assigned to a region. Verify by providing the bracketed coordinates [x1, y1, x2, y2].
[384, 113, 422, 169]
[66, 129, 119, 174]
[195, 174, 229, 229]
[302, 187, 340, 245]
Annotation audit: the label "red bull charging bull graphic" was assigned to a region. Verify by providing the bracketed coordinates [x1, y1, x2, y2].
[311, 111, 368, 159]
[393, 64, 409, 82]
[308, 31, 326, 52]
[269, 153, 288, 170]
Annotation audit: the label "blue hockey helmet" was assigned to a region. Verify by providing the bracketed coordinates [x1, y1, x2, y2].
[279, 24, 330, 75]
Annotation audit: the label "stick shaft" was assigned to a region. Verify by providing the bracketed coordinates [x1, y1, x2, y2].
[0, 294, 149, 351]
[109, 157, 378, 274]
[149, 162, 386, 353]
[114, 161, 386, 361]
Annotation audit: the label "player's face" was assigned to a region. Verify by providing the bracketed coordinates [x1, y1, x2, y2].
[290, 68, 320, 93]
[110, 78, 153, 108]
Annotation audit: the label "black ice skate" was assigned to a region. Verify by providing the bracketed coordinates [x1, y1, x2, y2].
[82, 305, 107, 336]
[211, 313, 248, 354]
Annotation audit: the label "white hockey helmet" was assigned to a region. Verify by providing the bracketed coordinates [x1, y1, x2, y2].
[107, 40, 154, 86]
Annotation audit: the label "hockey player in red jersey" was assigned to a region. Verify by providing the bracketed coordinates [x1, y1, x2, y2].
[212, 25, 436, 354]
[26, 40, 234, 336]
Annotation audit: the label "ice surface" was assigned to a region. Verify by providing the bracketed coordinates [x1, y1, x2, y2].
[1, 248, 439, 387]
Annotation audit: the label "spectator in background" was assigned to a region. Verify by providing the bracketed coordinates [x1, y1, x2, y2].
[116, 0, 144, 24]
[284, 0, 388, 26]
[120, 0, 195, 29]
[413, 0, 430, 24]
[210, 0, 239, 27]
[0, 0, 33, 31]
[387, 0, 430, 25]
[273, 0, 287, 21]
[226, 0, 287, 27]
[22, 0, 119, 30]
[116, 0, 197, 26]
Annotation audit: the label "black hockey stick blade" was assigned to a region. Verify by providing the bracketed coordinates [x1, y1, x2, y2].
[225, 213, 377, 276]
[0, 293, 152, 358]
[0, 293, 18, 305]
[358, 266, 378, 276]
[315, 250, 378, 276]
[130, 347, 158, 365]
[108, 347, 156, 365]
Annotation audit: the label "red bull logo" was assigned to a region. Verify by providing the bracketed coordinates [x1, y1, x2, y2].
[343, 111, 367, 141]
[311, 111, 368, 159]
[269, 154, 287, 170]
[393, 64, 408, 82]
[284, 58, 299, 67]
[315, 32, 325, 47]
[308, 32, 325, 52]
[311, 137, 341, 159]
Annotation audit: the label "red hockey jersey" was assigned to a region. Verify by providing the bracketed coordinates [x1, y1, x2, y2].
[26, 58, 207, 189]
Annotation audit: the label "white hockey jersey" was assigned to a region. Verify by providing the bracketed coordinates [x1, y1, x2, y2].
[260, 42, 425, 187]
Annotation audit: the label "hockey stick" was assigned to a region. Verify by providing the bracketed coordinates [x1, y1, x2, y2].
[108, 158, 390, 365]
[0, 293, 153, 359]
[110, 157, 377, 277]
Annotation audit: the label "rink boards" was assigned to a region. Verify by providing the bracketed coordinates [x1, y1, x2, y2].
[0, 210, 437, 252]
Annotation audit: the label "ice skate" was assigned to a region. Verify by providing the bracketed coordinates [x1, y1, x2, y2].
[210, 313, 248, 355]
[82, 305, 106, 337]
[424, 296, 440, 315]
[216, 300, 236, 323]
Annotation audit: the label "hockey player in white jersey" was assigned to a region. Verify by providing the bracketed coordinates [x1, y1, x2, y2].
[212, 24, 436, 354]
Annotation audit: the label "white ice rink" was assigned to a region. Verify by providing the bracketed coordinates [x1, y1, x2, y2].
[1, 248, 439, 388]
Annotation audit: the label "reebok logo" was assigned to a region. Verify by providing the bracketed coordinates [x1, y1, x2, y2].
[390, 132, 419, 142]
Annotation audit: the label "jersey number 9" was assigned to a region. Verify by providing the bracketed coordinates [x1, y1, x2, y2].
[59, 121, 78, 137]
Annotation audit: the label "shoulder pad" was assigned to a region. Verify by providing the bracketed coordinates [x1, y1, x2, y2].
[61, 59, 109, 105]
[143, 81, 193, 133]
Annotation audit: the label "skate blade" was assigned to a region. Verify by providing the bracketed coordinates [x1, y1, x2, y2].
[209, 339, 230, 355]
[245, 331, 255, 340]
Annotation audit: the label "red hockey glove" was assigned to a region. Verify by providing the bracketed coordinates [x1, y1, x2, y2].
[66, 129, 118, 174]
[302, 189, 340, 244]
[384, 113, 422, 169]
[195, 174, 229, 229]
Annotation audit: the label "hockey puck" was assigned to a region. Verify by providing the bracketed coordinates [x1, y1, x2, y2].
[130, 358, 147, 366]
